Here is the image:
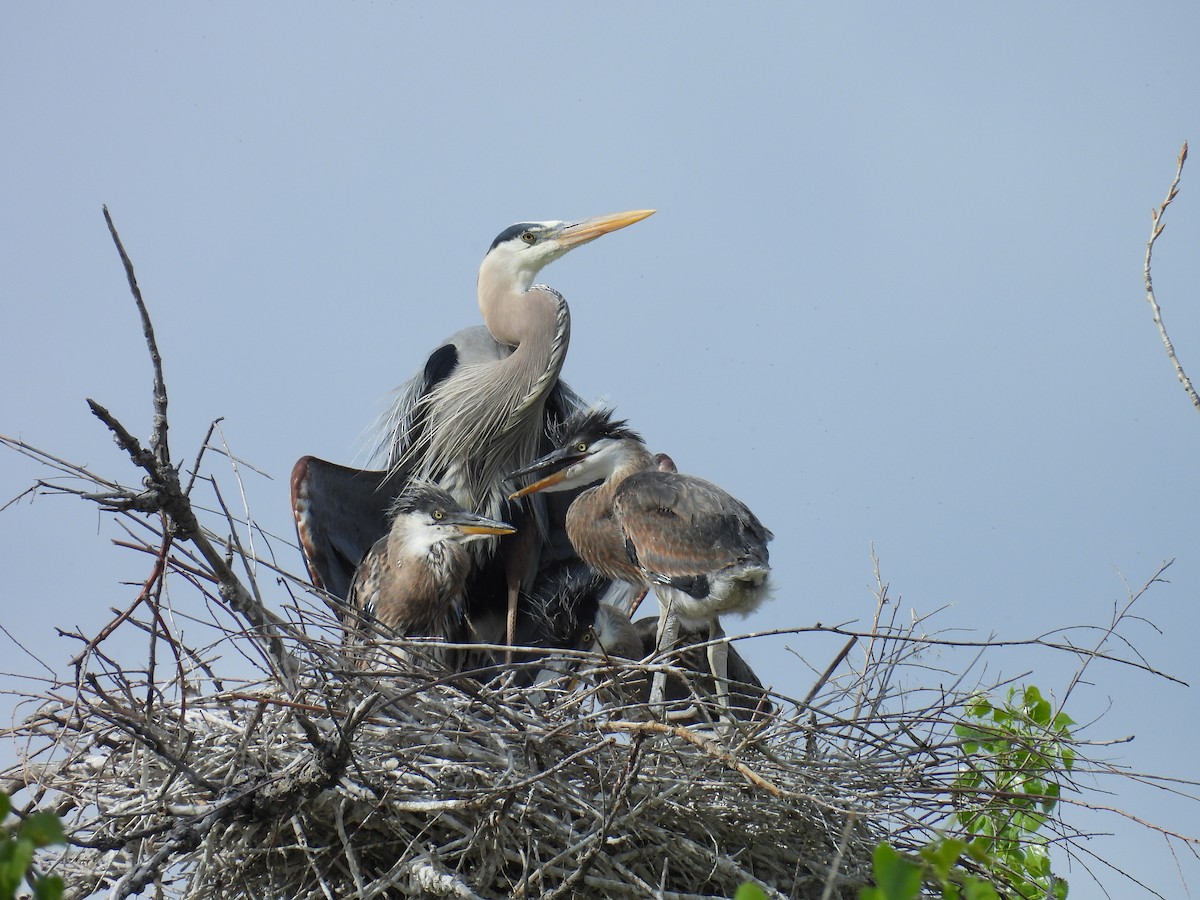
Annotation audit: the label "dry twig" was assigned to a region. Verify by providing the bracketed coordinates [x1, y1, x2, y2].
[1143, 141, 1199, 414]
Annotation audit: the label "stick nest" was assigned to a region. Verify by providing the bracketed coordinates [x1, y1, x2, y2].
[8, 612, 906, 899]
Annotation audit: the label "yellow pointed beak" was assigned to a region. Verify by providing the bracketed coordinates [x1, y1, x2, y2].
[448, 511, 516, 537]
[508, 468, 571, 500]
[453, 525, 516, 540]
[556, 209, 656, 248]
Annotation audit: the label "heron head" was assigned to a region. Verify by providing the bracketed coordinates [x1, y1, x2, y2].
[479, 209, 655, 296]
[585, 603, 642, 659]
[390, 480, 515, 556]
[507, 406, 645, 498]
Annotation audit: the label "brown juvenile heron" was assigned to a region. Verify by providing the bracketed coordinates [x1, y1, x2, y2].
[510, 407, 773, 718]
[292, 211, 655, 653]
[345, 480, 514, 670]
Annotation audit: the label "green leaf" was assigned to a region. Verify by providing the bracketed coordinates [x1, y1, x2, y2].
[0, 837, 35, 898]
[954, 723, 988, 743]
[1032, 701, 1052, 728]
[1061, 746, 1076, 772]
[963, 877, 1000, 900]
[1012, 811, 1045, 834]
[0, 791, 10, 824]
[1023, 843, 1051, 878]
[920, 837, 967, 879]
[734, 884, 769, 900]
[965, 837, 994, 864]
[33, 874, 65, 900]
[19, 813, 65, 849]
[870, 843, 923, 900]
[967, 696, 992, 718]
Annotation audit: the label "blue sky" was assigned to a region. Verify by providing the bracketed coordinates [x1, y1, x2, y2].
[3, 5, 1199, 896]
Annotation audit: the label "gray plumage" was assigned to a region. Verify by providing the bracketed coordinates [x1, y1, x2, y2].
[374, 214, 655, 528]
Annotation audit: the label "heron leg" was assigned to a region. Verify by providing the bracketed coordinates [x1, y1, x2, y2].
[707, 617, 732, 724]
[504, 586, 519, 665]
[649, 595, 679, 712]
[501, 525, 540, 664]
[626, 586, 650, 617]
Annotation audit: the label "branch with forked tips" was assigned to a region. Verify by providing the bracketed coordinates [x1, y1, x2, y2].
[85, 208, 301, 692]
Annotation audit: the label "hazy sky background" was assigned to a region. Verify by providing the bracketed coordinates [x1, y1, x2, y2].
[3, 5, 1199, 897]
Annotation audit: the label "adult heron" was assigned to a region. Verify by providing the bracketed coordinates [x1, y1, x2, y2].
[344, 480, 514, 670]
[509, 406, 773, 718]
[292, 210, 655, 651]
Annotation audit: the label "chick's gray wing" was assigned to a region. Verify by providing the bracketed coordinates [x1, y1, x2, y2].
[613, 472, 771, 579]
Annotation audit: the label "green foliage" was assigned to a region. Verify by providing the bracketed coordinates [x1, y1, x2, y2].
[860, 841, 999, 900]
[860, 685, 1071, 900]
[0, 790, 65, 900]
[952, 685, 1071, 900]
[859, 843, 923, 900]
[733, 883, 769, 900]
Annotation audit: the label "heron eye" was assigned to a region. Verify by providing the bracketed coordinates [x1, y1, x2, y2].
[576, 442, 587, 452]
[433, 510, 444, 521]
[520, 231, 536, 244]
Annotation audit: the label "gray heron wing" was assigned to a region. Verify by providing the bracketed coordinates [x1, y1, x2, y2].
[613, 472, 772, 582]
[296, 329, 511, 605]
[297, 326, 586, 630]
[373, 325, 586, 471]
[371, 327, 506, 469]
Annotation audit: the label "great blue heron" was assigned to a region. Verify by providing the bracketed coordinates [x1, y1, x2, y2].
[292, 210, 655, 653]
[344, 480, 514, 670]
[509, 406, 773, 718]
[584, 604, 773, 723]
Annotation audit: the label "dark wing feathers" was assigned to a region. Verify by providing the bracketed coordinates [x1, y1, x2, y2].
[612, 472, 771, 580]
[291, 457, 410, 609]
[423, 343, 459, 386]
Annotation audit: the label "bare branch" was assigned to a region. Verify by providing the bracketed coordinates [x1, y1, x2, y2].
[1143, 141, 1199, 413]
[103, 205, 171, 466]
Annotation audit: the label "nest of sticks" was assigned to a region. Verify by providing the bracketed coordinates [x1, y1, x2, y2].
[8, 618, 895, 900]
[6, 513, 1088, 900]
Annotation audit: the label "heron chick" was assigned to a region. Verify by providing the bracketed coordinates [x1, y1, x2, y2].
[345, 480, 514, 670]
[509, 407, 773, 719]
